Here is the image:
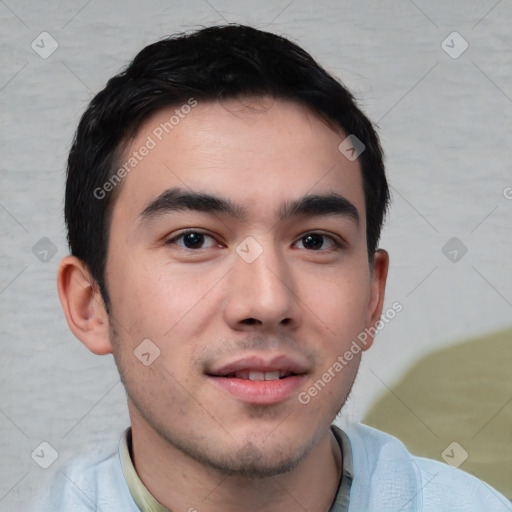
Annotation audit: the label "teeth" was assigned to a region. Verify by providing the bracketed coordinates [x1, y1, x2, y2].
[227, 370, 292, 380]
[246, 371, 281, 381]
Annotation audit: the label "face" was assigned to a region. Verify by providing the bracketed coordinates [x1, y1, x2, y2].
[104, 97, 385, 477]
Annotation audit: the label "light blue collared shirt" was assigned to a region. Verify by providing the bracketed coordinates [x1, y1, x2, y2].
[35, 422, 512, 511]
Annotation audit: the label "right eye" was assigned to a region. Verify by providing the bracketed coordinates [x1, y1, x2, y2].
[166, 230, 220, 250]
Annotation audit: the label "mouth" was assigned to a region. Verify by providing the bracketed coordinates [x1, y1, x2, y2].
[218, 369, 299, 381]
[206, 355, 309, 404]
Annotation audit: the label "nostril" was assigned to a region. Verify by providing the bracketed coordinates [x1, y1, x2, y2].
[240, 317, 291, 326]
[241, 318, 262, 326]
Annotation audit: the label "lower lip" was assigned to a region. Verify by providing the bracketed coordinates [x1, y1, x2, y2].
[207, 375, 305, 405]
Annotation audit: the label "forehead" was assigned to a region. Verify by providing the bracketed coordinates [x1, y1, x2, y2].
[111, 97, 366, 225]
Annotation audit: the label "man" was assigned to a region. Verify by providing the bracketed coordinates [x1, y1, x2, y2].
[46, 24, 510, 511]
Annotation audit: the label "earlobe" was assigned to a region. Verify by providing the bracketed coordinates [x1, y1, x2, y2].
[362, 249, 390, 351]
[57, 255, 113, 355]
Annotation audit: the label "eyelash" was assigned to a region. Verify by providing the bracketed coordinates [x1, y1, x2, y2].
[165, 229, 343, 251]
[166, 229, 221, 249]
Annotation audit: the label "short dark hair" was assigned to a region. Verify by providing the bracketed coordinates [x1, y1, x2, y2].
[65, 24, 389, 310]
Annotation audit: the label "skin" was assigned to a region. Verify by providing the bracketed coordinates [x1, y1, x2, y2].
[58, 96, 389, 512]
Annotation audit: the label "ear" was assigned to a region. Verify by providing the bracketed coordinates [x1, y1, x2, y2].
[57, 255, 113, 355]
[362, 249, 389, 351]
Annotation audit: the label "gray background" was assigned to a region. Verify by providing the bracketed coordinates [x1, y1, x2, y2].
[1, 0, 511, 509]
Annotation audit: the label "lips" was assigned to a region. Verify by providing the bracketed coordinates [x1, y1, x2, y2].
[206, 354, 309, 404]
[226, 370, 291, 381]
[207, 355, 309, 379]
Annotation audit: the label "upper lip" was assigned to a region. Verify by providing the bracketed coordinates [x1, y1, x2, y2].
[207, 354, 310, 376]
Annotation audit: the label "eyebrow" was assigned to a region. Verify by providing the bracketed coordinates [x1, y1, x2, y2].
[139, 187, 359, 226]
[280, 193, 359, 225]
[140, 187, 246, 221]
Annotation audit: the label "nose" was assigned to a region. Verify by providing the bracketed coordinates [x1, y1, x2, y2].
[223, 238, 301, 333]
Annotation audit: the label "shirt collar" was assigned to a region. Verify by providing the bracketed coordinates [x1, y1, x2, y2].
[119, 425, 353, 512]
[119, 428, 170, 512]
[330, 424, 354, 511]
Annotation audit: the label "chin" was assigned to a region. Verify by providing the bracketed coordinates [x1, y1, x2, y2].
[193, 439, 310, 479]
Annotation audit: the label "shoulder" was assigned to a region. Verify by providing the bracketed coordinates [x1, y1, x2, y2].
[411, 455, 512, 512]
[33, 438, 138, 512]
[339, 422, 512, 512]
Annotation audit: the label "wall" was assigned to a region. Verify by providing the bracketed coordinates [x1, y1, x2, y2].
[1, 1, 511, 509]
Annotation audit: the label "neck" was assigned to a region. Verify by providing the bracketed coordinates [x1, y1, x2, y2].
[129, 414, 342, 512]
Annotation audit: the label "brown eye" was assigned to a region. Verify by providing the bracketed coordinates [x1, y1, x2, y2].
[168, 230, 218, 249]
[302, 234, 323, 250]
[296, 233, 337, 251]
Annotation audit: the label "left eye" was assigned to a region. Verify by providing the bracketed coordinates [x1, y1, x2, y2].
[168, 231, 219, 249]
[295, 233, 338, 251]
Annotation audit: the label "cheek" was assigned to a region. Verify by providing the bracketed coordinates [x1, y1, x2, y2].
[108, 256, 190, 333]
[117, 347, 200, 428]
[107, 256, 225, 371]
[298, 264, 370, 336]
